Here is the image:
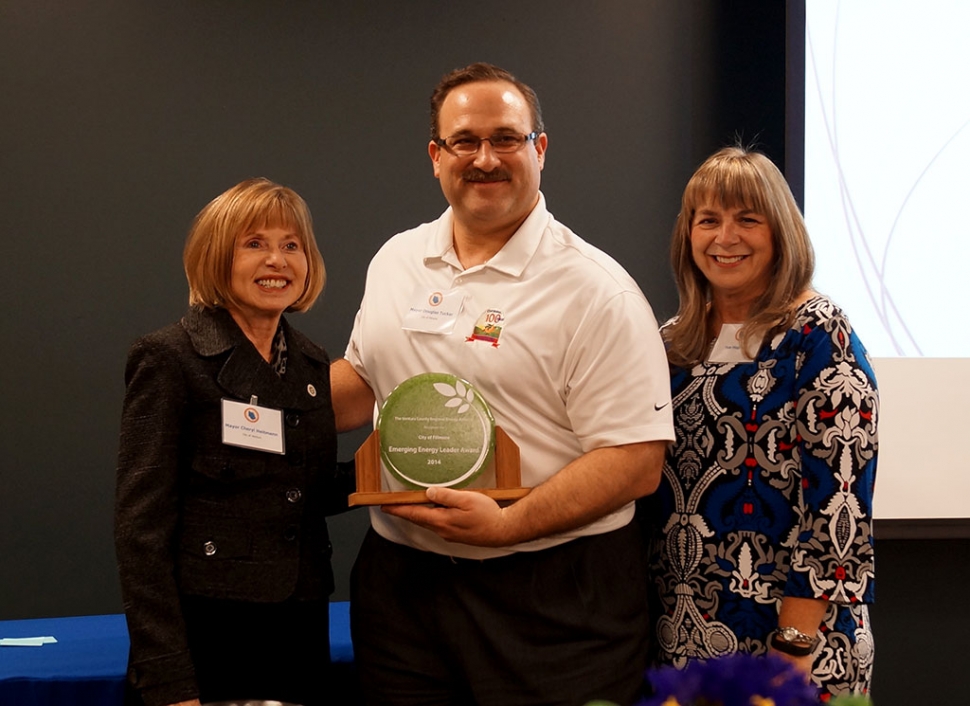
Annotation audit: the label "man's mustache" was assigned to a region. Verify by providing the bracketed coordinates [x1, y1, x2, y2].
[462, 169, 511, 183]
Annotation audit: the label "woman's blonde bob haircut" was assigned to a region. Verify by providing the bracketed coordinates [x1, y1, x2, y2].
[183, 178, 325, 313]
[665, 146, 815, 368]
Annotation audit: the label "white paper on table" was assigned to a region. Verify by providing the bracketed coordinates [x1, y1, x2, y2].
[0, 636, 58, 646]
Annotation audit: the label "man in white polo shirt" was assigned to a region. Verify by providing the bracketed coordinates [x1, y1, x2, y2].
[331, 62, 674, 705]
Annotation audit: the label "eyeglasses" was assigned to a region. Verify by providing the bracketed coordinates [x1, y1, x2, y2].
[435, 131, 539, 156]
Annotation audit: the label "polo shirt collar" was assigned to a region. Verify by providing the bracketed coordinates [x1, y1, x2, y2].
[424, 192, 550, 277]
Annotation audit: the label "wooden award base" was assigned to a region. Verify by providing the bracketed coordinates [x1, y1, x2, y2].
[348, 426, 530, 506]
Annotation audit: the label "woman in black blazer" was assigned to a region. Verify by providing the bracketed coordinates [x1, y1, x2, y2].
[115, 178, 350, 706]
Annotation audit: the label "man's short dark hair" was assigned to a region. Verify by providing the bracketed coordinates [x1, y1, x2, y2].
[429, 62, 545, 140]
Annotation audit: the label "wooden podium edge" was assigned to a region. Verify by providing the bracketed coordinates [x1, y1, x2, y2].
[348, 427, 529, 507]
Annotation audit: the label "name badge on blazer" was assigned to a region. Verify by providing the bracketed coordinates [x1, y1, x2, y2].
[221, 397, 285, 454]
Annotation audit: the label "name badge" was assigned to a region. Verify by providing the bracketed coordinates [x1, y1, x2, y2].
[221, 398, 285, 454]
[401, 288, 464, 335]
[709, 324, 754, 363]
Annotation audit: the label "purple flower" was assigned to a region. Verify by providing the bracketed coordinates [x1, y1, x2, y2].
[640, 653, 819, 706]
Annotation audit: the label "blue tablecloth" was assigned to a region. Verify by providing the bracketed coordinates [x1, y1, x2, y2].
[0, 602, 353, 706]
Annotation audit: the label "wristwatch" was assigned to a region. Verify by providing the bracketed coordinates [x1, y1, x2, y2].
[769, 626, 820, 657]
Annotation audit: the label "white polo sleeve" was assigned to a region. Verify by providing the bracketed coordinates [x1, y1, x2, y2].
[563, 289, 674, 451]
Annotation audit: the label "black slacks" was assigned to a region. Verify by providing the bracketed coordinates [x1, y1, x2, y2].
[350, 522, 651, 706]
[126, 596, 331, 706]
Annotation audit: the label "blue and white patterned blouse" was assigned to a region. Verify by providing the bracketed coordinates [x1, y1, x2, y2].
[651, 295, 877, 699]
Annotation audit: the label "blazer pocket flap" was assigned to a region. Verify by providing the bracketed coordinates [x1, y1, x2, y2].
[180, 523, 252, 559]
[190, 453, 270, 481]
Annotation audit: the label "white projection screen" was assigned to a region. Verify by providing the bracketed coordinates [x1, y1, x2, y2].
[804, 1, 970, 521]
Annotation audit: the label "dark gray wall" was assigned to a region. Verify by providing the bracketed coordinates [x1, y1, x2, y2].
[1, 1, 954, 703]
[1, 0, 708, 619]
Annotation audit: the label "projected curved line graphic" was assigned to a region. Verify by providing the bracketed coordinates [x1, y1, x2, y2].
[808, 8, 913, 355]
[805, 0, 970, 358]
[878, 119, 969, 354]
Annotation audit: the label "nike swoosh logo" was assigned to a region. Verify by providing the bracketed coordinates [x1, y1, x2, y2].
[654, 402, 670, 411]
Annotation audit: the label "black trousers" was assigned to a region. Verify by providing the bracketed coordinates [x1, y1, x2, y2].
[350, 522, 652, 706]
[125, 596, 331, 706]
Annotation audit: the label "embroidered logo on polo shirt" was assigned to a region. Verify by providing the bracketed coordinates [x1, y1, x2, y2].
[466, 309, 505, 348]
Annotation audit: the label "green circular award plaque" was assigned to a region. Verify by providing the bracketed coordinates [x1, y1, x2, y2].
[377, 373, 495, 489]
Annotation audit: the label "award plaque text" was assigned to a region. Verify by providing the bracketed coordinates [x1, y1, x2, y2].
[377, 373, 495, 489]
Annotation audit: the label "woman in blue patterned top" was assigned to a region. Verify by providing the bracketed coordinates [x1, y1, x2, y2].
[649, 146, 877, 700]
